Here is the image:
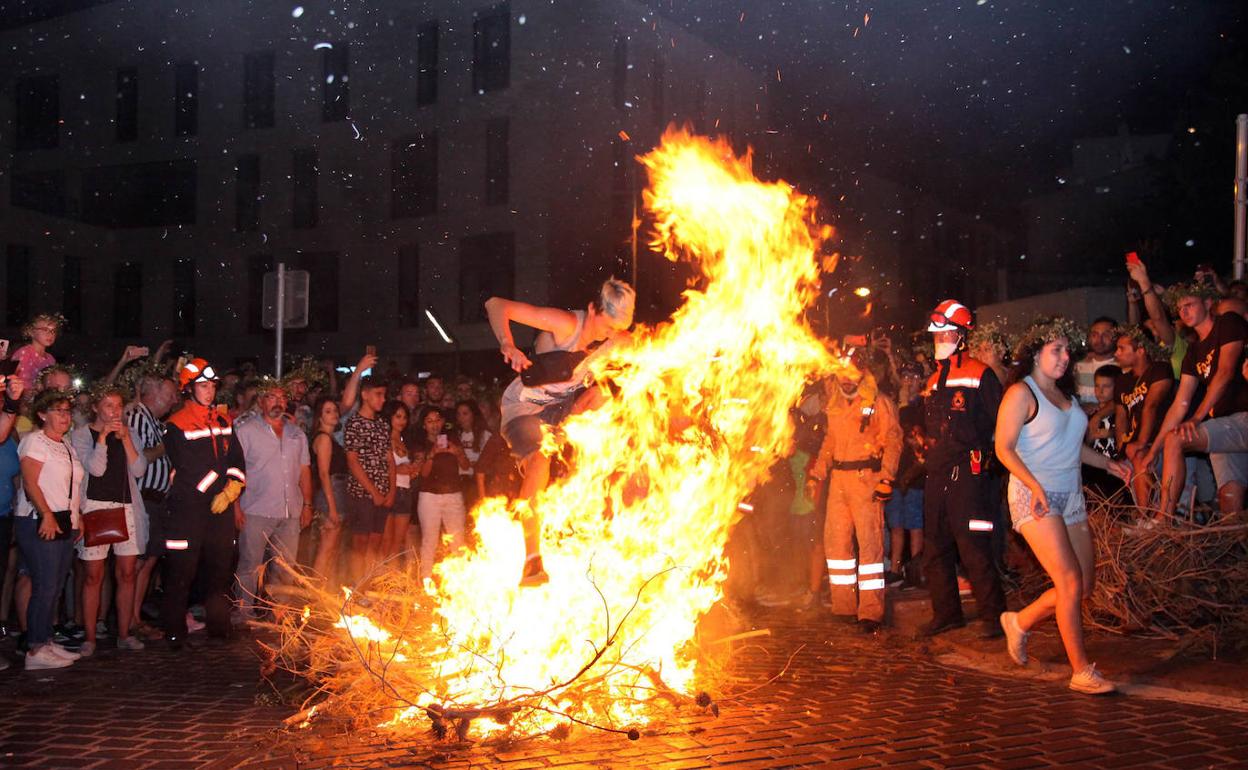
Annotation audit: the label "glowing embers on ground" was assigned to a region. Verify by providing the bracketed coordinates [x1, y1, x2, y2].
[275, 128, 843, 741]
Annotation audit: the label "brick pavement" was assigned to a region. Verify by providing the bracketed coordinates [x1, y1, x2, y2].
[3, 609, 1247, 769]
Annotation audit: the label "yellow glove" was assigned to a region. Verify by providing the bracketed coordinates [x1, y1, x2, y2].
[210, 480, 244, 514]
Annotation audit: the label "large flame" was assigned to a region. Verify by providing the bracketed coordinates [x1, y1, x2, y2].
[330, 129, 838, 737]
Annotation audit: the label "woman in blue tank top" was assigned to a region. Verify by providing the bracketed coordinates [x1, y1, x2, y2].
[994, 318, 1130, 696]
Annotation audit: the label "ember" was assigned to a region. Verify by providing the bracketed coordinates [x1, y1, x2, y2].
[273, 128, 848, 741]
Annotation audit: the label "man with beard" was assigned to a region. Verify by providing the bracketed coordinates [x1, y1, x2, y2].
[1074, 317, 1118, 412]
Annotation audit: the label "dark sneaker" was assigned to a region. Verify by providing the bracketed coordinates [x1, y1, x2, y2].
[857, 619, 882, 634]
[977, 618, 1004, 640]
[884, 571, 904, 588]
[921, 618, 967, 637]
[519, 555, 549, 587]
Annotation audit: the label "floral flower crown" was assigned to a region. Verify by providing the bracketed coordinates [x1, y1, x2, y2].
[1163, 282, 1220, 313]
[1113, 324, 1167, 361]
[968, 319, 1012, 363]
[1012, 316, 1087, 361]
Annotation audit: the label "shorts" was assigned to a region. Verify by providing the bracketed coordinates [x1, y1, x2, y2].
[501, 398, 579, 459]
[76, 499, 148, 560]
[1007, 476, 1086, 532]
[314, 475, 349, 526]
[1201, 414, 1248, 488]
[347, 494, 388, 536]
[391, 486, 414, 517]
[885, 488, 923, 530]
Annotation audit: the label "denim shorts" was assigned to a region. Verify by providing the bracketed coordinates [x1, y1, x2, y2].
[313, 474, 349, 526]
[1202, 413, 1248, 488]
[884, 488, 924, 530]
[501, 398, 578, 458]
[391, 486, 414, 516]
[1007, 476, 1087, 532]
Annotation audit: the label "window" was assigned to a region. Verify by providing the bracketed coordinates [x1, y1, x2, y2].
[11, 170, 66, 217]
[398, 244, 420, 327]
[172, 256, 196, 336]
[14, 75, 58, 150]
[247, 254, 274, 334]
[391, 134, 437, 218]
[174, 61, 198, 137]
[485, 118, 509, 206]
[236, 154, 260, 231]
[243, 51, 275, 129]
[458, 232, 514, 323]
[116, 67, 138, 142]
[81, 160, 198, 227]
[293, 251, 339, 332]
[62, 256, 82, 332]
[613, 35, 627, 110]
[322, 42, 350, 122]
[292, 148, 318, 229]
[5, 245, 31, 326]
[417, 21, 439, 106]
[113, 262, 143, 338]
[472, 3, 510, 93]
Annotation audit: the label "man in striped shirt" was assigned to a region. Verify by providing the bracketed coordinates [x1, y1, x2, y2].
[127, 374, 178, 640]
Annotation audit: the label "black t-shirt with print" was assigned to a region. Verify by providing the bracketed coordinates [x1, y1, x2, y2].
[1181, 312, 1248, 419]
[1115, 361, 1174, 444]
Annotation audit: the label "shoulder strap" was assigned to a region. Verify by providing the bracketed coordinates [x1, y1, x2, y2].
[1022, 378, 1040, 425]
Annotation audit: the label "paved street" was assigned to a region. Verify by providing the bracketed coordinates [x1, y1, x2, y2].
[2, 607, 1246, 769]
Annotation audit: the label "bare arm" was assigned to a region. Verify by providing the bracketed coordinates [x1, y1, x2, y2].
[994, 383, 1045, 494]
[1144, 375, 1200, 462]
[1135, 378, 1172, 447]
[337, 351, 377, 414]
[484, 296, 580, 372]
[346, 451, 381, 500]
[102, 345, 146, 386]
[1127, 261, 1174, 345]
[1189, 339, 1243, 423]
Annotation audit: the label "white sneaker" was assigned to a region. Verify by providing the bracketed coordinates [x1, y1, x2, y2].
[1069, 663, 1117, 695]
[186, 613, 206, 633]
[1001, 611, 1029, 666]
[77, 641, 96, 657]
[50, 643, 82, 661]
[25, 644, 73, 670]
[117, 636, 145, 651]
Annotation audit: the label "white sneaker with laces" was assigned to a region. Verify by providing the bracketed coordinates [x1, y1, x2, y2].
[50, 643, 82, 661]
[1001, 611, 1029, 666]
[1069, 663, 1117, 695]
[25, 644, 74, 670]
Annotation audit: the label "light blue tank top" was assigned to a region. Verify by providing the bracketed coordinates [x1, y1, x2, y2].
[1012, 376, 1087, 492]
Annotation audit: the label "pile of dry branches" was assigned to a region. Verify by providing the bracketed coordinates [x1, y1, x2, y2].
[1014, 488, 1248, 644]
[257, 562, 726, 744]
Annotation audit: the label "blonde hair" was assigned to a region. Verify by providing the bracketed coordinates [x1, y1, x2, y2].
[595, 278, 636, 329]
[21, 312, 64, 341]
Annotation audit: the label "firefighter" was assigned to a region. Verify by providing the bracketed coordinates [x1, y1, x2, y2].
[807, 366, 901, 633]
[161, 358, 246, 648]
[922, 300, 1007, 638]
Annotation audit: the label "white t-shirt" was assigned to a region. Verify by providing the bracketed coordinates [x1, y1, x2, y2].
[16, 430, 84, 524]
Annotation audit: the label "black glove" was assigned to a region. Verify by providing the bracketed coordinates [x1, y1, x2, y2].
[873, 478, 894, 503]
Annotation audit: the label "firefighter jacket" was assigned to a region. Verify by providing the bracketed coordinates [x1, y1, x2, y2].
[164, 400, 246, 509]
[923, 352, 1002, 473]
[811, 389, 902, 483]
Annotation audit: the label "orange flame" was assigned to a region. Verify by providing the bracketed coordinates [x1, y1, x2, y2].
[337, 128, 840, 737]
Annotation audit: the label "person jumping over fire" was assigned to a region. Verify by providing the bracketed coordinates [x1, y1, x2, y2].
[485, 279, 636, 586]
[806, 361, 901, 633]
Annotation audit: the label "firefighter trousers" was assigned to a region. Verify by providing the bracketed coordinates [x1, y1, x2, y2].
[823, 469, 885, 622]
[923, 463, 1005, 626]
[161, 499, 237, 640]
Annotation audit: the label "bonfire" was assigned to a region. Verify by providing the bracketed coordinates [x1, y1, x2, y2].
[269, 128, 846, 742]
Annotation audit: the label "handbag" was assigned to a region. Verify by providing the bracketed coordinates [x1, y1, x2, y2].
[520, 350, 588, 387]
[51, 510, 74, 541]
[82, 506, 128, 548]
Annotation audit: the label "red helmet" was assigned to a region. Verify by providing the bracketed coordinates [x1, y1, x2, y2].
[178, 358, 219, 390]
[927, 299, 974, 333]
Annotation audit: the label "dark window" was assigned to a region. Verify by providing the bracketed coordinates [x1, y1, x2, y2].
[485, 117, 509, 206]
[247, 254, 274, 334]
[235, 154, 260, 232]
[81, 160, 198, 228]
[472, 3, 510, 93]
[174, 61, 198, 137]
[459, 232, 514, 323]
[14, 75, 58, 150]
[391, 134, 437, 218]
[416, 21, 439, 105]
[322, 42, 350, 122]
[116, 67, 138, 142]
[113, 262, 142, 337]
[172, 256, 196, 336]
[62, 255, 82, 332]
[5, 245, 31, 326]
[398, 244, 420, 327]
[243, 51, 275, 129]
[292, 148, 318, 228]
[11, 170, 66, 217]
[612, 34, 627, 110]
[293, 251, 339, 332]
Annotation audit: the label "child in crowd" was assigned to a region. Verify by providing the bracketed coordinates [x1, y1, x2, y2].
[1084, 364, 1124, 496]
[10, 313, 61, 392]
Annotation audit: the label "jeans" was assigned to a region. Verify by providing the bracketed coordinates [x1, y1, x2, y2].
[235, 514, 302, 618]
[417, 491, 466, 579]
[15, 516, 75, 645]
